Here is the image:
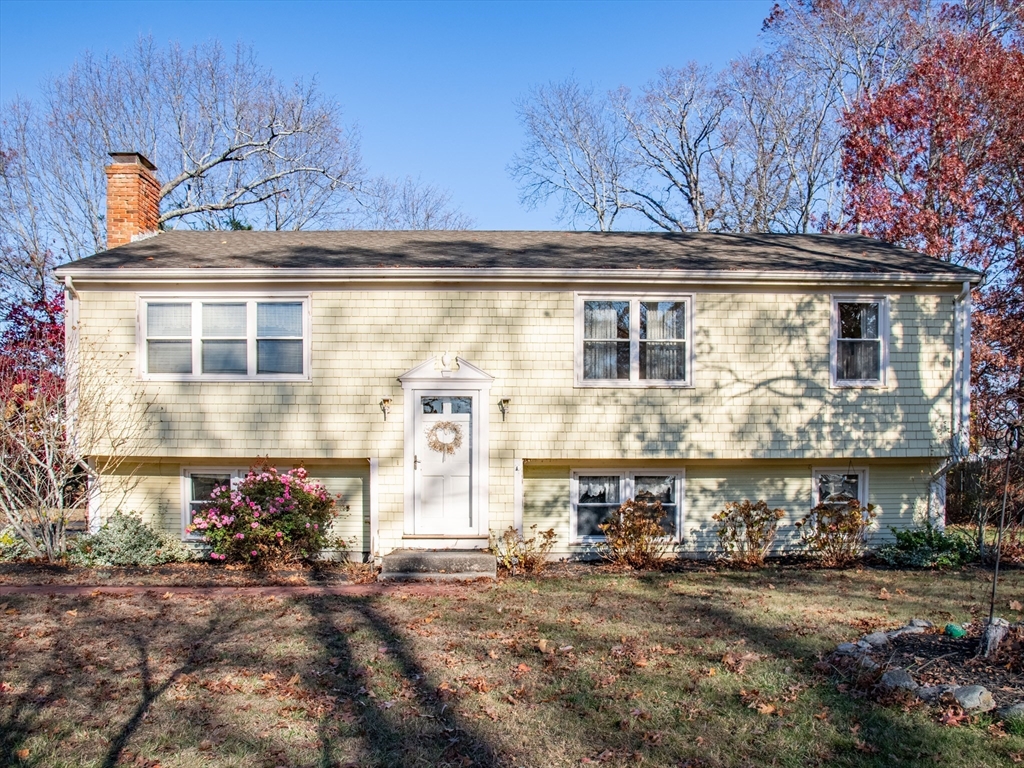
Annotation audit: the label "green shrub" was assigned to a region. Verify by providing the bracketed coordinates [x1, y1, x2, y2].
[187, 464, 340, 568]
[0, 525, 32, 562]
[71, 511, 193, 567]
[876, 526, 978, 569]
[795, 499, 877, 568]
[598, 498, 670, 570]
[712, 499, 786, 566]
[490, 524, 557, 575]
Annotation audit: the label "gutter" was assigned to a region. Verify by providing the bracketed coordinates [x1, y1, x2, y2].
[53, 265, 984, 288]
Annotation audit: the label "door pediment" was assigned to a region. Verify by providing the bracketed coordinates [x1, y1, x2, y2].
[398, 356, 495, 386]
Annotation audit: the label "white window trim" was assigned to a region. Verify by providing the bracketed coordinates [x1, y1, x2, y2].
[574, 293, 695, 388]
[811, 466, 869, 508]
[138, 292, 312, 382]
[181, 467, 246, 541]
[830, 295, 889, 388]
[570, 468, 685, 544]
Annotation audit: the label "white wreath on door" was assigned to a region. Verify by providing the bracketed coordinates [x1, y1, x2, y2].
[425, 420, 464, 458]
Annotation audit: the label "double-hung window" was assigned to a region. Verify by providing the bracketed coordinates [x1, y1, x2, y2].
[141, 296, 309, 380]
[832, 297, 888, 386]
[576, 295, 693, 386]
[571, 470, 683, 543]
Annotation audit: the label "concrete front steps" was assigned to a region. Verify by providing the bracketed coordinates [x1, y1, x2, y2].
[379, 549, 497, 582]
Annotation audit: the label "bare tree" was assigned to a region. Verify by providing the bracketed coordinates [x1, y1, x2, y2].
[615, 65, 728, 232]
[357, 175, 474, 230]
[0, 302, 151, 561]
[1, 37, 472, 306]
[509, 78, 632, 231]
[712, 51, 844, 233]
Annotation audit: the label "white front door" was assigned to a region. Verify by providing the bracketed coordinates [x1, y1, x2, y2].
[414, 394, 474, 535]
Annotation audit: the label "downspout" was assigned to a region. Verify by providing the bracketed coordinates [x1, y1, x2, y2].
[929, 280, 973, 528]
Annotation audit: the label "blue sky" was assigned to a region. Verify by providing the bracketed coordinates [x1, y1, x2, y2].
[0, 0, 774, 229]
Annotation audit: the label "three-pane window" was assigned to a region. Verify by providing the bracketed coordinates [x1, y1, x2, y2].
[579, 296, 692, 385]
[571, 471, 682, 541]
[143, 298, 307, 378]
[833, 298, 887, 385]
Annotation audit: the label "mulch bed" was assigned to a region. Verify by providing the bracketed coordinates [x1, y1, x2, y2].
[884, 622, 1024, 708]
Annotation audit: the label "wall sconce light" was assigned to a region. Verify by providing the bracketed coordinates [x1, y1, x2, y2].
[379, 398, 392, 421]
[499, 398, 511, 421]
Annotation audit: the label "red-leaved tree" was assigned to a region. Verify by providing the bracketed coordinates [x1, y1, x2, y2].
[0, 290, 76, 559]
[841, 30, 1024, 526]
[843, 32, 1023, 430]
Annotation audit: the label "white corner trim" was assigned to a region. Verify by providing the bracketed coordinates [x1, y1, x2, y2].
[513, 458, 524, 534]
[368, 458, 380, 561]
[87, 459, 102, 534]
[952, 281, 972, 460]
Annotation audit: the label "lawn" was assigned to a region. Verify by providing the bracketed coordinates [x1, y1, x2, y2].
[2, 566, 1022, 768]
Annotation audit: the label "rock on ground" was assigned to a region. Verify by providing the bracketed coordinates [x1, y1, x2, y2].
[953, 685, 995, 712]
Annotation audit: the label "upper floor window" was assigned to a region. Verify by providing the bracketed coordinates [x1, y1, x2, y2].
[140, 296, 309, 380]
[832, 297, 888, 386]
[575, 295, 693, 386]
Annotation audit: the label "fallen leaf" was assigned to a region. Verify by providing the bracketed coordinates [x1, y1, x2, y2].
[162, 591, 174, 599]
[65, 609, 78, 617]
[1010, 600, 1023, 612]
[16, 748, 29, 759]
[877, 588, 891, 601]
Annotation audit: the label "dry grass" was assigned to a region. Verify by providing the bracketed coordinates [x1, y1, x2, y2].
[2, 566, 1022, 767]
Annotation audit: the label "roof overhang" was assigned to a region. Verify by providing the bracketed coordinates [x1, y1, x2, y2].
[53, 266, 983, 290]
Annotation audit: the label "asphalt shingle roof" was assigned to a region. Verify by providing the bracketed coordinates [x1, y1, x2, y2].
[58, 230, 979, 278]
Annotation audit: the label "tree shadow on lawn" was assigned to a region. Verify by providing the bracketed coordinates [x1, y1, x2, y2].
[297, 591, 502, 768]
[0, 594, 230, 768]
[586, 577, 1022, 766]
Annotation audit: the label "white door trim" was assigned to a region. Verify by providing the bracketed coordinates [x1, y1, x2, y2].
[399, 357, 493, 542]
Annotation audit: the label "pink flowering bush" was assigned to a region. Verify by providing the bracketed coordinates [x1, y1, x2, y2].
[186, 464, 339, 568]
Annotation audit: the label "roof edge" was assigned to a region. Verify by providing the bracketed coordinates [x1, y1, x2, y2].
[53, 265, 983, 286]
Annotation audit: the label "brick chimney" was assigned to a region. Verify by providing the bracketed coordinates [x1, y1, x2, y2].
[105, 152, 160, 249]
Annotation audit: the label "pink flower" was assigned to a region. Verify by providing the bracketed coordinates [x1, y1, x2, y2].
[251, 522, 259, 529]
[276, 531, 283, 538]
[313, 524, 318, 530]
[305, 522, 310, 528]
[250, 550, 257, 557]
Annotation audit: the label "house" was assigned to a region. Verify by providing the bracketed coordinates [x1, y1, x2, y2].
[54, 153, 982, 561]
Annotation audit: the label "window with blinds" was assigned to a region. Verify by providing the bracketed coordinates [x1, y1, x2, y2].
[142, 297, 308, 379]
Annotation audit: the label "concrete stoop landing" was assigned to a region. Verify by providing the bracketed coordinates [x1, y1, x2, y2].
[379, 549, 497, 582]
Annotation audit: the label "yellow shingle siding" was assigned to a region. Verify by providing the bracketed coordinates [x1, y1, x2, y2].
[77, 289, 954, 459]
[95, 461, 368, 553]
[76, 286, 955, 546]
[523, 460, 942, 558]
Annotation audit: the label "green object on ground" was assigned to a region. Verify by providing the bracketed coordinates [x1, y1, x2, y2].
[945, 623, 967, 638]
